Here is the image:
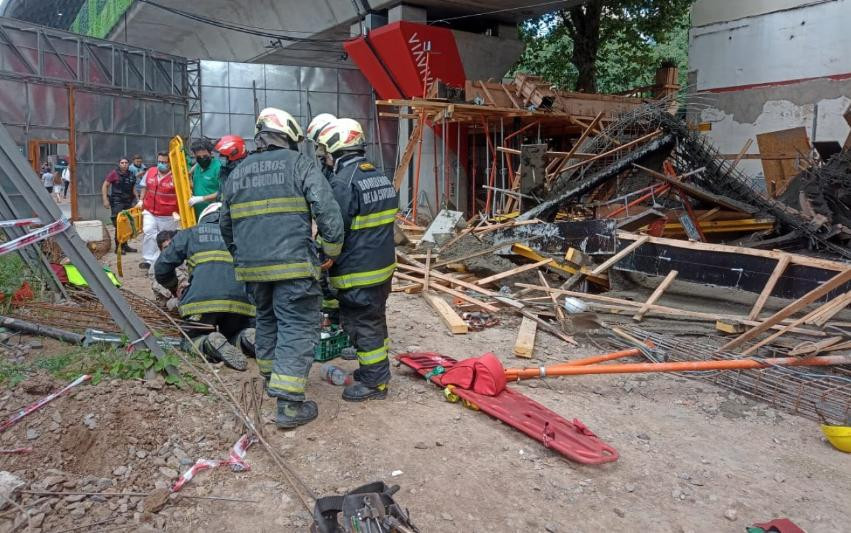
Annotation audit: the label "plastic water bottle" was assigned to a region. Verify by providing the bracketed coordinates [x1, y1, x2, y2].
[320, 364, 352, 386]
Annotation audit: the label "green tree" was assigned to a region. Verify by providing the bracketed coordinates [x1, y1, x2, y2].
[515, 0, 693, 94]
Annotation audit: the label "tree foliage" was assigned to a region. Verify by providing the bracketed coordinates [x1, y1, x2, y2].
[515, 0, 693, 94]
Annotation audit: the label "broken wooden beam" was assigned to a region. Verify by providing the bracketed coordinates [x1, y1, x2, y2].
[591, 235, 650, 276]
[423, 293, 468, 334]
[720, 268, 851, 352]
[513, 316, 537, 358]
[474, 258, 552, 287]
[747, 254, 791, 321]
[633, 270, 678, 322]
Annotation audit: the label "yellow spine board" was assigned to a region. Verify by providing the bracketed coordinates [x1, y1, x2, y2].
[169, 135, 197, 229]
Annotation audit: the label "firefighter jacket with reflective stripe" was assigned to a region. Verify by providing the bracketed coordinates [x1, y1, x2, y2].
[219, 147, 345, 283]
[328, 155, 398, 290]
[154, 211, 255, 317]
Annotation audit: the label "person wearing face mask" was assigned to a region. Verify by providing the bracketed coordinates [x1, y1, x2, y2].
[188, 139, 222, 219]
[137, 152, 180, 270]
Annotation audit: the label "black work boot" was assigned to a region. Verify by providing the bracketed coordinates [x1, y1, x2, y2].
[121, 243, 137, 253]
[342, 382, 388, 402]
[204, 332, 247, 371]
[276, 399, 318, 429]
[238, 328, 256, 357]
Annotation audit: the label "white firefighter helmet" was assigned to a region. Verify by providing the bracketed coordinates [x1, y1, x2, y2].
[317, 118, 366, 154]
[255, 107, 303, 143]
[306, 113, 337, 144]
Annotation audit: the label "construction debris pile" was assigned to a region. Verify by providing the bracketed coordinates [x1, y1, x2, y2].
[391, 99, 851, 438]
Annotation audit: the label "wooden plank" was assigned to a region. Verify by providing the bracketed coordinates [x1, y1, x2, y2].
[517, 309, 577, 346]
[811, 290, 851, 326]
[478, 81, 498, 106]
[392, 120, 424, 191]
[394, 271, 500, 313]
[747, 254, 791, 320]
[788, 336, 844, 357]
[511, 243, 609, 287]
[730, 138, 753, 171]
[474, 258, 552, 286]
[514, 283, 829, 336]
[590, 235, 650, 275]
[397, 263, 511, 304]
[538, 270, 566, 322]
[633, 270, 678, 322]
[423, 249, 432, 293]
[720, 268, 851, 352]
[500, 82, 521, 109]
[697, 207, 721, 222]
[740, 294, 845, 356]
[716, 320, 746, 334]
[756, 127, 811, 197]
[423, 293, 467, 334]
[513, 316, 537, 358]
[616, 230, 849, 272]
[551, 112, 604, 177]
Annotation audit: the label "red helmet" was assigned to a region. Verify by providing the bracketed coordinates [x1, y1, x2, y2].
[214, 135, 247, 161]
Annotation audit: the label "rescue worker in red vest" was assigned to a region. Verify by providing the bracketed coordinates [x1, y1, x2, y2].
[155, 203, 255, 371]
[317, 118, 397, 401]
[214, 134, 248, 183]
[138, 152, 180, 271]
[220, 108, 344, 428]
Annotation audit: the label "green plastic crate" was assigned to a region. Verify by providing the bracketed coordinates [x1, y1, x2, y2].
[314, 326, 351, 362]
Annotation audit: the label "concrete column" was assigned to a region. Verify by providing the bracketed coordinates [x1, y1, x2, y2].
[388, 4, 427, 24]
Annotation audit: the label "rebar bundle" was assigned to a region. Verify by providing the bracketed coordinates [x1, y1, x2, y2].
[9, 288, 213, 337]
[609, 325, 851, 424]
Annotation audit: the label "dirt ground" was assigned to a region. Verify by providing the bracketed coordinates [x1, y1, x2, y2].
[1, 234, 850, 532]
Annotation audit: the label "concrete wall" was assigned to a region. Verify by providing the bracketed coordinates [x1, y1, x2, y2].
[691, 0, 828, 26]
[688, 0, 851, 178]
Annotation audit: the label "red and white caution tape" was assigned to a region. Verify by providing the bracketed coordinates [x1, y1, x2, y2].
[0, 374, 91, 434]
[0, 447, 33, 454]
[0, 218, 70, 257]
[0, 217, 40, 228]
[171, 433, 256, 493]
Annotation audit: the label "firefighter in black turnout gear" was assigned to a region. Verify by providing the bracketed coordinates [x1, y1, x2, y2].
[306, 113, 341, 324]
[154, 203, 256, 371]
[318, 118, 397, 401]
[220, 107, 345, 429]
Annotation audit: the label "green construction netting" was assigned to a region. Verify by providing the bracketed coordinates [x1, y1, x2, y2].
[69, 0, 133, 39]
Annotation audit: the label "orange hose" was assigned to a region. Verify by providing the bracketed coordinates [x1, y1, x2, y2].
[547, 347, 643, 368]
[504, 354, 851, 381]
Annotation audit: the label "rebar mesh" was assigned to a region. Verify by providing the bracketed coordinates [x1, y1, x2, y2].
[607, 325, 851, 424]
[9, 288, 213, 337]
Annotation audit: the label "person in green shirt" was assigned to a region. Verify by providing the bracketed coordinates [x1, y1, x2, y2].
[188, 139, 222, 218]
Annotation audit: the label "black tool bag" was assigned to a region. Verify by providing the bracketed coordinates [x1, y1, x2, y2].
[311, 481, 419, 533]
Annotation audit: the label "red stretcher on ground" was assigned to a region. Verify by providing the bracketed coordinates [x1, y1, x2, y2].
[396, 352, 618, 465]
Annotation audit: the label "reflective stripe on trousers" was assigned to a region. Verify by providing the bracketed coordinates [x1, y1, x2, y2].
[268, 373, 306, 394]
[357, 338, 389, 366]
